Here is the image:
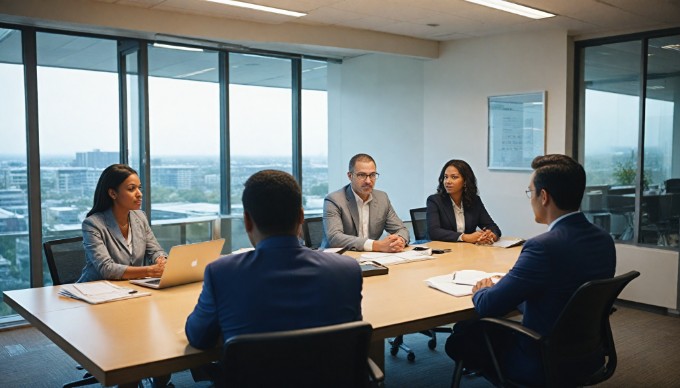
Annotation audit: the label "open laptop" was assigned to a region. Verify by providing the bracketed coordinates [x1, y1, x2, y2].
[130, 238, 225, 289]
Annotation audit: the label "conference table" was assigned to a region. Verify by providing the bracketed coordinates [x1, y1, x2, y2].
[3, 241, 521, 386]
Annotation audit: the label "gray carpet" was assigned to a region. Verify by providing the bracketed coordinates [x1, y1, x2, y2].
[0, 303, 678, 387]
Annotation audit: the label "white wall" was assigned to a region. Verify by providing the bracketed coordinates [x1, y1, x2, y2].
[328, 54, 425, 221]
[423, 30, 571, 240]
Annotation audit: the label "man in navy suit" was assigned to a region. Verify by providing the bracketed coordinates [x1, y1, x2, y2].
[445, 154, 616, 386]
[185, 170, 362, 350]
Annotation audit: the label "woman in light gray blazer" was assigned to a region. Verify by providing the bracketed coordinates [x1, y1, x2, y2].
[77, 164, 167, 283]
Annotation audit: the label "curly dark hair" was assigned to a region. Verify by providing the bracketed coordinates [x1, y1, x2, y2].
[435, 159, 478, 208]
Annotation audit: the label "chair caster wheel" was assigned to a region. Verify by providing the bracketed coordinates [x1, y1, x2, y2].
[428, 339, 436, 349]
[390, 346, 399, 356]
[407, 352, 415, 362]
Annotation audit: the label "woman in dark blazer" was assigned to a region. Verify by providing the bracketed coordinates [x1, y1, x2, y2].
[426, 159, 501, 243]
[78, 164, 167, 283]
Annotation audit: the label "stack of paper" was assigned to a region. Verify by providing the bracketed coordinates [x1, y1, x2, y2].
[426, 270, 506, 297]
[59, 281, 151, 304]
[361, 250, 434, 266]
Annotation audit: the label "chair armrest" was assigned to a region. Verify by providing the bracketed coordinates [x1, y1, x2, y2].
[480, 317, 543, 342]
[367, 357, 385, 383]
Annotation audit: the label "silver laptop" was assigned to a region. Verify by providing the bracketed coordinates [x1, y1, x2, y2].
[130, 238, 225, 289]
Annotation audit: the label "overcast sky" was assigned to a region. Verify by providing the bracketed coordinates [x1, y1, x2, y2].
[0, 64, 327, 159]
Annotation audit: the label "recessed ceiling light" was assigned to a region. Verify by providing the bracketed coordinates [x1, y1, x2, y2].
[153, 43, 204, 52]
[206, 0, 306, 18]
[464, 0, 555, 19]
[661, 44, 680, 52]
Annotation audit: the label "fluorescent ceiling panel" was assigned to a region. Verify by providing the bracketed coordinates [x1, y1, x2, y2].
[205, 0, 306, 18]
[464, 0, 555, 19]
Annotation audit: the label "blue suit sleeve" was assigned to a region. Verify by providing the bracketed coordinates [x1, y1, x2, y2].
[185, 265, 222, 349]
[472, 239, 550, 317]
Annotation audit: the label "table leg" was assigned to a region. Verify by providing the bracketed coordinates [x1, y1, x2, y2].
[369, 338, 385, 372]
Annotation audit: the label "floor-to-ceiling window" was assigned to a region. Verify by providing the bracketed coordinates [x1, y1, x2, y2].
[0, 28, 28, 320]
[228, 53, 293, 249]
[147, 43, 220, 247]
[36, 33, 120, 281]
[301, 59, 328, 215]
[577, 30, 680, 248]
[0, 24, 330, 323]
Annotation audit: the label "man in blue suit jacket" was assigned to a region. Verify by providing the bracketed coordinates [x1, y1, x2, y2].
[185, 170, 362, 350]
[445, 154, 616, 386]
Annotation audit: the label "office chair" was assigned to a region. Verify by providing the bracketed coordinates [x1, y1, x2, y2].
[43, 236, 99, 388]
[410, 207, 429, 243]
[302, 216, 324, 249]
[219, 321, 384, 388]
[452, 271, 640, 388]
[665, 178, 680, 194]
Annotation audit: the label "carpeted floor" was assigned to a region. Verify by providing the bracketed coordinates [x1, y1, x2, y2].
[0, 302, 678, 387]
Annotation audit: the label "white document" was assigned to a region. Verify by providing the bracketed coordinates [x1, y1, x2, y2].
[323, 247, 345, 253]
[361, 250, 434, 266]
[426, 270, 506, 297]
[59, 281, 150, 304]
[490, 238, 524, 248]
[426, 274, 476, 297]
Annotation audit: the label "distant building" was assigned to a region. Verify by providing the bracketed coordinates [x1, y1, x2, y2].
[0, 207, 27, 234]
[43, 206, 82, 227]
[74, 149, 118, 169]
[151, 202, 219, 220]
[2, 167, 27, 190]
[151, 165, 197, 190]
[41, 167, 100, 195]
[0, 189, 26, 207]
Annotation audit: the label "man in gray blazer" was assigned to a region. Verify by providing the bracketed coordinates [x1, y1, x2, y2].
[321, 153, 409, 251]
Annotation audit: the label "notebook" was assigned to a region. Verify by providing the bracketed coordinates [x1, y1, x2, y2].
[129, 238, 225, 289]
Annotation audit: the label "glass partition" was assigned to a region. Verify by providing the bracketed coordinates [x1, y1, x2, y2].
[640, 35, 680, 247]
[578, 32, 680, 248]
[580, 41, 641, 242]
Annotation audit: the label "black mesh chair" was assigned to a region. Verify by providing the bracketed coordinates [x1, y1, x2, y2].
[219, 321, 384, 388]
[452, 271, 640, 388]
[410, 207, 429, 243]
[665, 178, 680, 193]
[44, 236, 98, 388]
[302, 216, 324, 249]
[44, 236, 87, 286]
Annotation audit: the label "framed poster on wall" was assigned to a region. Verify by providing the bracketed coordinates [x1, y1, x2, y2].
[487, 92, 545, 170]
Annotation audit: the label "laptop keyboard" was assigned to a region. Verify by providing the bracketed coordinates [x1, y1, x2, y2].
[146, 279, 161, 285]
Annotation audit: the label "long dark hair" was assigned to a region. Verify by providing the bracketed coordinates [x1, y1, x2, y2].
[87, 164, 138, 217]
[435, 159, 478, 208]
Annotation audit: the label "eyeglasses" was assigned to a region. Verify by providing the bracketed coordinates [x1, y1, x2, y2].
[353, 172, 380, 181]
[525, 188, 535, 198]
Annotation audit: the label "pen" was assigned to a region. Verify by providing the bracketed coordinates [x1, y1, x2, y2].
[128, 290, 138, 294]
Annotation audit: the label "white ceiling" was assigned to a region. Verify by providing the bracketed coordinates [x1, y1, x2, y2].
[95, 0, 680, 42]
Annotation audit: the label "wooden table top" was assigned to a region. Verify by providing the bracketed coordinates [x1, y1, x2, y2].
[3, 240, 520, 386]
